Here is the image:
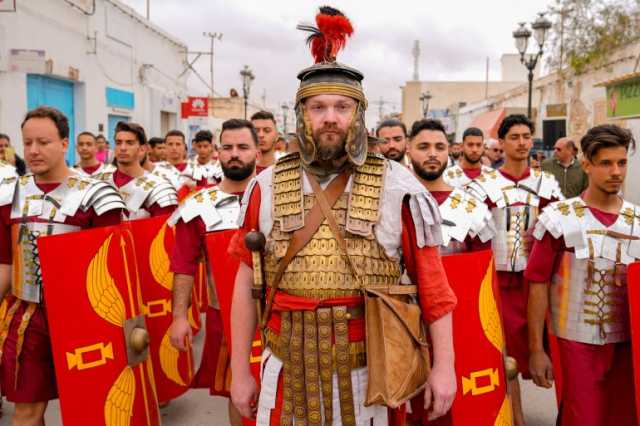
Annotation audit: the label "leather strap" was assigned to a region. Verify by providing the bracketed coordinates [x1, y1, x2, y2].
[306, 171, 364, 287]
[261, 170, 351, 327]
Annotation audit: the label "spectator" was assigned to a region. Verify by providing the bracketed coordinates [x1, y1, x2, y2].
[541, 137, 588, 198]
[0, 133, 27, 175]
[95, 134, 114, 164]
[484, 138, 504, 168]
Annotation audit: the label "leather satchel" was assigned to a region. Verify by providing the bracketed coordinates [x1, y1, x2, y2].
[306, 171, 431, 409]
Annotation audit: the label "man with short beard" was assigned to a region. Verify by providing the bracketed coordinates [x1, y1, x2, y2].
[449, 141, 462, 165]
[228, 7, 456, 425]
[251, 110, 278, 174]
[444, 127, 493, 188]
[376, 118, 409, 165]
[169, 118, 259, 426]
[406, 121, 503, 424]
[97, 121, 177, 220]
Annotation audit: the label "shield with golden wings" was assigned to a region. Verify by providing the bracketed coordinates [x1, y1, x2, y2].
[411, 250, 511, 425]
[128, 215, 201, 403]
[38, 224, 160, 426]
[443, 250, 511, 426]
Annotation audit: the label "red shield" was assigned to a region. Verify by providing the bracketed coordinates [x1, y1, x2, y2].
[129, 215, 201, 403]
[627, 262, 640, 420]
[440, 250, 511, 425]
[203, 231, 262, 425]
[39, 224, 160, 426]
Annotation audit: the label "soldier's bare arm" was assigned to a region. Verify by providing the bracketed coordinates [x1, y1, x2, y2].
[0, 264, 10, 300]
[527, 282, 553, 388]
[230, 262, 258, 419]
[425, 312, 457, 420]
[170, 273, 194, 351]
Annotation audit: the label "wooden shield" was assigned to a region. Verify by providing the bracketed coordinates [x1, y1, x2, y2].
[129, 215, 201, 403]
[39, 224, 160, 426]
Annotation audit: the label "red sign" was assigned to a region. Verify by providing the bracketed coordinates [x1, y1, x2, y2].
[181, 96, 209, 118]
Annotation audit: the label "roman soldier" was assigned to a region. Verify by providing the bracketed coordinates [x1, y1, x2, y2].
[526, 124, 639, 426]
[0, 107, 125, 425]
[228, 7, 457, 425]
[0, 160, 17, 182]
[169, 118, 260, 426]
[443, 127, 493, 189]
[73, 131, 116, 178]
[467, 114, 563, 425]
[407, 119, 515, 426]
[98, 121, 178, 220]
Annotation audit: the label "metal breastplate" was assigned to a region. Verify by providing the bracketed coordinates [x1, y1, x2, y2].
[492, 203, 537, 272]
[264, 193, 401, 298]
[551, 254, 629, 344]
[12, 221, 80, 303]
[264, 153, 401, 298]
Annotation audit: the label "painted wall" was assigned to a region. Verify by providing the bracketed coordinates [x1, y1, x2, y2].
[0, 0, 188, 162]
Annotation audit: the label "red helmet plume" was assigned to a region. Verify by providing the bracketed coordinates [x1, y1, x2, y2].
[297, 6, 354, 63]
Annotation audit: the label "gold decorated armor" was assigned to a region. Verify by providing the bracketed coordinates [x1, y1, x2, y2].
[264, 153, 401, 299]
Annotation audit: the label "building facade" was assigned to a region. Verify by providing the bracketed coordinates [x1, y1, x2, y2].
[0, 0, 189, 164]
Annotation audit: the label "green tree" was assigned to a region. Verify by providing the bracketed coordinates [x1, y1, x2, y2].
[546, 0, 640, 74]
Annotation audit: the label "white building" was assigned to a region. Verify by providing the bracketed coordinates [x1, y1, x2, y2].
[0, 0, 189, 164]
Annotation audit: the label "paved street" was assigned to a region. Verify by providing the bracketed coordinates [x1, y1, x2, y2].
[1, 372, 557, 425]
[0, 317, 558, 425]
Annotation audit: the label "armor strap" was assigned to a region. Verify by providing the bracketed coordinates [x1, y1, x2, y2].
[279, 311, 294, 425]
[261, 170, 352, 327]
[333, 306, 356, 425]
[317, 307, 334, 424]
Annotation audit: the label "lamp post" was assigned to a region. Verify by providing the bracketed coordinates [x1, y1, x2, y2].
[420, 91, 432, 118]
[512, 12, 552, 119]
[281, 103, 290, 133]
[240, 65, 255, 119]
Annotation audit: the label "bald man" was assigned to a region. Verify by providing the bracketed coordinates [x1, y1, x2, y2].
[541, 137, 588, 198]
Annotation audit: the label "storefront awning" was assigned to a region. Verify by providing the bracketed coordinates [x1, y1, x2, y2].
[469, 108, 505, 139]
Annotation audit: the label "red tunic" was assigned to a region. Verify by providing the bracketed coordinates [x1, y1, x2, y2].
[0, 182, 122, 402]
[462, 167, 483, 180]
[81, 163, 102, 175]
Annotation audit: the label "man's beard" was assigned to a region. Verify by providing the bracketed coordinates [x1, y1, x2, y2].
[385, 149, 405, 162]
[412, 158, 447, 181]
[313, 127, 347, 161]
[451, 151, 462, 160]
[463, 152, 481, 165]
[222, 159, 255, 181]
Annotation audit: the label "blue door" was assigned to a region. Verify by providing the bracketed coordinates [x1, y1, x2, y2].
[108, 114, 130, 149]
[26, 75, 76, 165]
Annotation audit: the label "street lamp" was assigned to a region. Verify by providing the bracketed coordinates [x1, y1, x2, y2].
[420, 91, 433, 118]
[281, 103, 290, 133]
[513, 12, 552, 119]
[240, 65, 255, 119]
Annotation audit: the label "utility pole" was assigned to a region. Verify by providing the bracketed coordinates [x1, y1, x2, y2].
[378, 97, 385, 121]
[203, 32, 223, 99]
[146, 0, 150, 19]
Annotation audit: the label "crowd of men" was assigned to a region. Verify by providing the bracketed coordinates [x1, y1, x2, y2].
[0, 6, 638, 426]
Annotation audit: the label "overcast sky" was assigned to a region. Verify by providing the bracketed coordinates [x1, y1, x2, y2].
[121, 0, 556, 121]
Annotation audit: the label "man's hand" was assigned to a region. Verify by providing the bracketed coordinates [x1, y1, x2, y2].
[231, 370, 258, 419]
[169, 316, 192, 351]
[529, 350, 554, 388]
[424, 362, 457, 420]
